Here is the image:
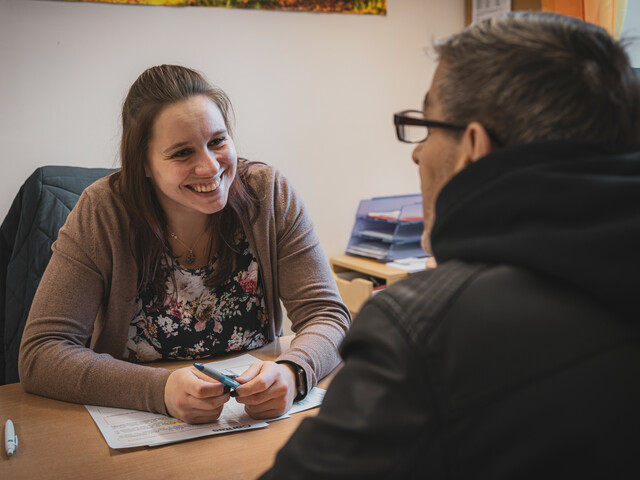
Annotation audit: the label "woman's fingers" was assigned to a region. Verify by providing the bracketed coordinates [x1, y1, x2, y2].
[164, 366, 231, 424]
[234, 362, 297, 419]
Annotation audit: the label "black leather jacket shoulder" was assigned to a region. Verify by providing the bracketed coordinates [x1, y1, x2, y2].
[262, 260, 640, 480]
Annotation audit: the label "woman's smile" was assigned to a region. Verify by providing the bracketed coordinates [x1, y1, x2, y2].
[186, 176, 222, 193]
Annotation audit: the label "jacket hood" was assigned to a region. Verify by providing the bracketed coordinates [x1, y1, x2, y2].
[432, 140, 640, 317]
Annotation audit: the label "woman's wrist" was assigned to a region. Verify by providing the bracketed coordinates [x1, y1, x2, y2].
[276, 360, 307, 402]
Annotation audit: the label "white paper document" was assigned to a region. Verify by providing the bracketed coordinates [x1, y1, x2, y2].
[85, 354, 325, 449]
[471, 0, 511, 23]
[386, 256, 429, 273]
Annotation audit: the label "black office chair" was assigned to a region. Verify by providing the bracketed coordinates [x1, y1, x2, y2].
[0, 165, 117, 384]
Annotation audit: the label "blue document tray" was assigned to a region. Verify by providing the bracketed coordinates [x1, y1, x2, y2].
[346, 194, 427, 262]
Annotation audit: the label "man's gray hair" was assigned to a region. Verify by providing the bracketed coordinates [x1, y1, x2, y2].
[433, 11, 640, 150]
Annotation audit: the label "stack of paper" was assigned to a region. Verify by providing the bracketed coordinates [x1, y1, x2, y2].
[85, 354, 325, 449]
[386, 256, 429, 273]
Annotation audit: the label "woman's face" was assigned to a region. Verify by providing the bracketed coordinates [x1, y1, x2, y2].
[145, 95, 237, 222]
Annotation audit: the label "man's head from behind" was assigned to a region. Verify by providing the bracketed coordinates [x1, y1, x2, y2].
[435, 11, 640, 150]
[407, 11, 640, 253]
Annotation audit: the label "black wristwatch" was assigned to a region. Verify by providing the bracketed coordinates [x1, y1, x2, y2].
[277, 360, 307, 402]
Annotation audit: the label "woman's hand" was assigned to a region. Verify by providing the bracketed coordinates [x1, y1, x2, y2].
[233, 361, 297, 419]
[164, 366, 231, 424]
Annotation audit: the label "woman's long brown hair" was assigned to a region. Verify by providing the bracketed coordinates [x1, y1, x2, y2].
[109, 65, 261, 299]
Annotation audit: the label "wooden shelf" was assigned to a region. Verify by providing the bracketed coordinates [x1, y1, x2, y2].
[330, 255, 409, 315]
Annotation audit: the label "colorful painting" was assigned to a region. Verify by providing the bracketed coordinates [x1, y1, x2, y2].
[58, 0, 387, 15]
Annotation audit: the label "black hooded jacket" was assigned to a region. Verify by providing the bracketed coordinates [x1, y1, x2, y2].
[261, 141, 640, 480]
[433, 140, 640, 318]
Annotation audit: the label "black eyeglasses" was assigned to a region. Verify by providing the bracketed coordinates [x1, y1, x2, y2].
[394, 109, 466, 144]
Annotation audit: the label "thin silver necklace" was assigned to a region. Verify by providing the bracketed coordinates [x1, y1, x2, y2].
[169, 228, 207, 265]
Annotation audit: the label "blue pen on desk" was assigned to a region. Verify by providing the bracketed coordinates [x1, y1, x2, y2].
[5, 419, 18, 456]
[193, 363, 242, 393]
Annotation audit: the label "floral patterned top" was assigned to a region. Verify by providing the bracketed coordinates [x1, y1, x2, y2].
[126, 239, 269, 362]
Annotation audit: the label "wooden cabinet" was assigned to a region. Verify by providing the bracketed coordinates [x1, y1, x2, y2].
[330, 255, 409, 315]
[331, 255, 437, 315]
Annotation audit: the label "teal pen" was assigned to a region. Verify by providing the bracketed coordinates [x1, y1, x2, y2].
[193, 363, 242, 392]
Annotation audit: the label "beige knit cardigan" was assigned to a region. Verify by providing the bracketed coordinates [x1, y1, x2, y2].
[19, 162, 351, 415]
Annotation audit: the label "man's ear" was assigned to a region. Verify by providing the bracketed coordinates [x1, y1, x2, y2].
[457, 121, 494, 168]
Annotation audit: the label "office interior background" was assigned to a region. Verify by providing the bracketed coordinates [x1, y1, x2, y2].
[1, 0, 639, 268]
[0, 0, 463, 260]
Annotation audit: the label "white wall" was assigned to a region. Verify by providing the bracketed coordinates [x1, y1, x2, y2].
[622, 1, 640, 66]
[0, 0, 464, 260]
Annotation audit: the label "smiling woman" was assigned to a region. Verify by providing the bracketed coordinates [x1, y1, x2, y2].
[18, 65, 351, 425]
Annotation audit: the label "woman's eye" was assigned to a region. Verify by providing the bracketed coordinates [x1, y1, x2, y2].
[209, 137, 225, 148]
[171, 148, 191, 158]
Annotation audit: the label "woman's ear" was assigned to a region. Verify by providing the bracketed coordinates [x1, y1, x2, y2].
[458, 121, 494, 168]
